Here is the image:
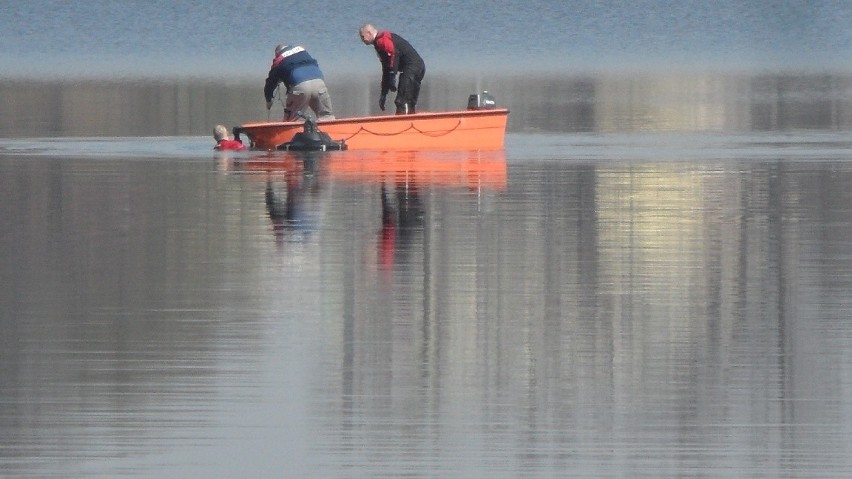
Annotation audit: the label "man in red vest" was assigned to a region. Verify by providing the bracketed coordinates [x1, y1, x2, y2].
[359, 23, 426, 114]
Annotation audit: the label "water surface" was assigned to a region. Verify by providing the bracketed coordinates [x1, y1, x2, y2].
[3, 130, 852, 477]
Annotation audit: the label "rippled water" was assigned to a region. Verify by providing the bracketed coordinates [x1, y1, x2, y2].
[3, 129, 852, 477]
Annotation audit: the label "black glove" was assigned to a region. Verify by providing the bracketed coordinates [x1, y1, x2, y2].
[379, 93, 387, 111]
[381, 72, 397, 94]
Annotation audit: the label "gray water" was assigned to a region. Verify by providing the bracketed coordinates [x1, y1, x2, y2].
[4, 133, 852, 478]
[4, 1, 852, 478]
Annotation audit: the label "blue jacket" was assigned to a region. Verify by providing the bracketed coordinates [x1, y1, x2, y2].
[264, 46, 324, 101]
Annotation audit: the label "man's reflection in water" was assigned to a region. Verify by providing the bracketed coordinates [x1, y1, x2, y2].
[265, 153, 322, 247]
[379, 176, 424, 272]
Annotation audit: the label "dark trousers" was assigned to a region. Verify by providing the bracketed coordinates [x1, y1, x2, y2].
[394, 66, 425, 114]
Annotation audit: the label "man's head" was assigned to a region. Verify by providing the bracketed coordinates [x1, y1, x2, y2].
[274, 44, 288, 56]
[359, 24, 377, 45]
[213, 125, 229, 142]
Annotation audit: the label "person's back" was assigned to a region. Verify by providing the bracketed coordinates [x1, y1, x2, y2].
[264, 44, 335, 121]
[264, 45, 324, 94]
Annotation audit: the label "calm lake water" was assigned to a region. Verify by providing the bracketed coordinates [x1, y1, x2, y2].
[4, 127, 852, 478]
[4, 1, 852, 478]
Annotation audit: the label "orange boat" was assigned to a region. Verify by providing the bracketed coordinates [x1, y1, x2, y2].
[234, 108, 509, 151]
[229, 149, 507, 190]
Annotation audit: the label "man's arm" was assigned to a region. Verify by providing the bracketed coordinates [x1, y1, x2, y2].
[263, 71, 279, 102]
[375, 34, 396, 73]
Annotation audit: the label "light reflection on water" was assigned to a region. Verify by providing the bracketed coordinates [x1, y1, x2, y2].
[2, 136, 852, 477]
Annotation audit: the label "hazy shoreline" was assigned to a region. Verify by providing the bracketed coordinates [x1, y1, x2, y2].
[2, 70, 851, 138]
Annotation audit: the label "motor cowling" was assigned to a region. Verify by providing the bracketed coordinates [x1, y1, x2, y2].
[467, 91, 496, 110]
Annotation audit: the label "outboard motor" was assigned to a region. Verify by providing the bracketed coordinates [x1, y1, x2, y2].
[277, 116, 347, 151]
[467, 91, 496, 110]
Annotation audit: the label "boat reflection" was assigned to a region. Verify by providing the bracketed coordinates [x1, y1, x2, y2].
[322, 149, 507, 191]
[231, 149, 507, 191]
[228, 149, 506, 250]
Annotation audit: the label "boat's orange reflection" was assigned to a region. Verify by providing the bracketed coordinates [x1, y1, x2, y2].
[230, 153, 303, 175]
[227, 150, 505, 261]
[326, 150, 506, 190]
[231, 149, 506, 191]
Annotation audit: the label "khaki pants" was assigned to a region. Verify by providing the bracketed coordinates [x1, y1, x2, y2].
[285, 78, 335, 121]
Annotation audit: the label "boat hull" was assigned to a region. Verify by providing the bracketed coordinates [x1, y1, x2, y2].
[235, 109, 509, 151]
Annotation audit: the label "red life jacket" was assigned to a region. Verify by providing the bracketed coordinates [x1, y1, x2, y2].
[215, 139, 246, 151]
